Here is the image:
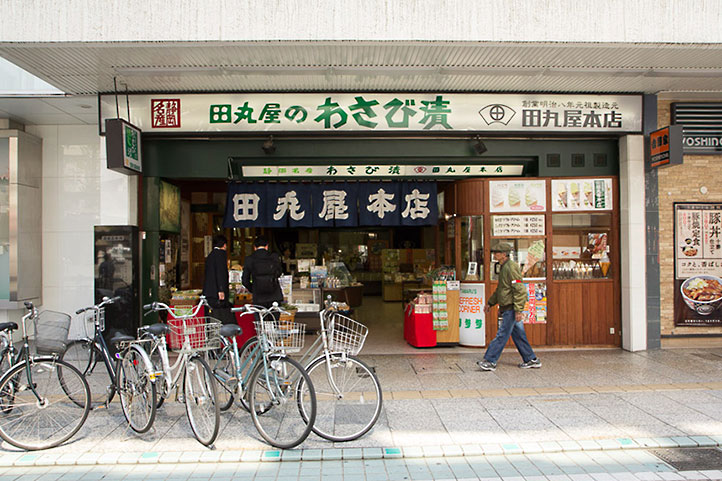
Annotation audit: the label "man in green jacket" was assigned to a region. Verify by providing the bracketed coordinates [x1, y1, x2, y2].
[477, 242, 541, 371]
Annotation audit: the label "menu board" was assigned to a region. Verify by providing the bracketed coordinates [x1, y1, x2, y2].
[489, 180, 546, 212]
[492, 215, 545, 236]
[552, 178, 613, 211]
[522, 282, 547, 324]
[674, 203, 722, 326]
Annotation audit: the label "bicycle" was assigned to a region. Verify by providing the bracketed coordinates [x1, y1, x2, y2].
[210, 303, 317, 449]
[141, 297, 221, 447]
[61, 297, 157, 434]
[0, 302, 91, 450]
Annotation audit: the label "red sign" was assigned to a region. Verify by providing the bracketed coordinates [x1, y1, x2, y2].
[151, 99, 181, 128]
[649, 125, 682, 168]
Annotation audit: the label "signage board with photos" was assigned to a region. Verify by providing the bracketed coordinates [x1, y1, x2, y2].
[674, 203, 722, 326]
[522, 282, 547, 324]
[492, 215, 545, 237]
[489, 180, 546, 212]
[551, 178, 613, 211]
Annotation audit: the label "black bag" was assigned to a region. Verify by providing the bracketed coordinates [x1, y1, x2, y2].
[251, 257, 281, 297]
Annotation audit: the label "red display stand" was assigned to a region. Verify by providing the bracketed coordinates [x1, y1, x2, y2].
[403, 304, 437, 348]
[233, 304, 257, 347]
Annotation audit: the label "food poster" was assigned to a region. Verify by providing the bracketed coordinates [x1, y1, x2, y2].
[521, 239, 546, 278]
[552, 178, 613, 211]
[522, 282, 547, 324]
[458, 283, 486, 346]
[674, 203, 722, 326]
[432, 280, 449, 330]
[489, 180, 546, 212]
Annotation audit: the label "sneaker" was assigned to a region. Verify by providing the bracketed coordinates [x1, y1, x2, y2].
[519, 358, 542, 369]
[477, 360, 497, 371]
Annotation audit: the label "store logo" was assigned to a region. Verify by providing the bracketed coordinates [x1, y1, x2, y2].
[151, 99, 181, 128]
[414, 166, 428, 174]
[479, 104, 516, 126]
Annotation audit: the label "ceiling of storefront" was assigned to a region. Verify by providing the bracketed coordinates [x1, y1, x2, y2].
[1, 41, 722, 125]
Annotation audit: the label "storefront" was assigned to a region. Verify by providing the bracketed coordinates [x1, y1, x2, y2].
[99, 92, 642, 350]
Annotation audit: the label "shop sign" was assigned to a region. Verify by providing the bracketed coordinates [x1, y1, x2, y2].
[672, 103, 722, 155]
[674, 203, 722, 326]
[492, 215, 545, 237]
[489, 180, 546, 212]
[100, 93, 642, 134]
[242, 164, 523, 178]
[458, 283, 485, 347]
[649, 125, 683, 169]
[551, 178, 612, 211]
[223, 181, 437, 228]
[105, 118, 142, 174]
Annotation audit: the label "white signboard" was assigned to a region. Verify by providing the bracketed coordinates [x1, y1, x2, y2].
[243, 164, 523, 178]
[100, 93, 642, 134]
[458, 283, 485, 347]
[489, 180, 546, 212]
[492, 215, 545, 236]
[552, 178, 613, 211]
[675, 204, 722, 279]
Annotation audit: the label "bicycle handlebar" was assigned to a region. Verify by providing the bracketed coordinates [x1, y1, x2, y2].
[76, 296, 121, 315]
[231, 302, 281, 314]
[143, 296, 208, 318]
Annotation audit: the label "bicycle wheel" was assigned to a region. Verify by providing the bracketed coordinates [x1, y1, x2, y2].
[0, 351, 16, 414]
[209, 344, 235, 412]
[237, 336, 259, 412]
[249, 355, 316, 449]
[299, 354, 382, 442]
[148, 344, 167, 409]
[62, 339, 114, 407]
[184, 356, 220, 447]
[0, 357, 90, 450]
[118, 345, 157, 434]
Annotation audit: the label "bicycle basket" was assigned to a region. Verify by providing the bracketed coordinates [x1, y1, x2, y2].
[79, 307, 104, 338]
[327, 312, 368, 356]
[34, 310, 72, 355]
[253, 319, 306, 353]
[166, 316, 221, 353]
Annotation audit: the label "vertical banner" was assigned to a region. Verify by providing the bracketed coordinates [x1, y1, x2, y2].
[458, 282, 485, 346]
[271, 183, 313, 227]
[358, 182, 401, 226]
[674, 203, 722, 326]
[223, 183, 266, 228]
[432, 280, 448, 330]
[400, 182, 438, 226]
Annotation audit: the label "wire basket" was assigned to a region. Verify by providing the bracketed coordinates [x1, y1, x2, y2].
[79, 307, 104, 338]
[166, 316, 221, 353]
[326, 311, 368, 356]
[34, 310, 72, 355]
[254, 319, 306, 353]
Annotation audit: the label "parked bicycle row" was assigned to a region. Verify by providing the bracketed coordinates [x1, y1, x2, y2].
[0, 295, 382, 452]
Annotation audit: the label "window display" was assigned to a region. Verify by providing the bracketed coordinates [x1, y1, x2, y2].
[551, 213, 612, 279]
[461, 216, 483, 281]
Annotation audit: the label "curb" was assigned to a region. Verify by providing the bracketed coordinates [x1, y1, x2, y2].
[2, 435, 721, 467]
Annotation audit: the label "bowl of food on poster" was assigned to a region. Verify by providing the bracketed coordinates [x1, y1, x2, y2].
[681, 275, 722, 316]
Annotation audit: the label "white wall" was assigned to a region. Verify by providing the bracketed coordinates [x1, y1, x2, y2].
[2, 0, 721, 43]
[619, 135, 647, 352]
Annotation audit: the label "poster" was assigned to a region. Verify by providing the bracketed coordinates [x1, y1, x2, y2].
[492, 215, 545, 236]
[674, 203, 722, 326]
[522, 282, 547, 324]
[489, 180, 546, 212]
[432, 280, 448, 330]
[551, 178, 613, 211]
[458, 283, 485, 346]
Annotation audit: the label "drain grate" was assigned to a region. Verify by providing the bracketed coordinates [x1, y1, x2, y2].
[651, 448, 722, 471]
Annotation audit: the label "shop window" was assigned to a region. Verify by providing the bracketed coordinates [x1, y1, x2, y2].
[552, 213, 612, 279]
[490, 238, 546, 281]
[460, 216, 483, 281]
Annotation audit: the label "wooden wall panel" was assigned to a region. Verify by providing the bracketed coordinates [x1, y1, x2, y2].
[455, 179, 484, 216]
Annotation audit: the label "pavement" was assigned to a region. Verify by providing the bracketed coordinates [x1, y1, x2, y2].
[2, 346, 722, 480]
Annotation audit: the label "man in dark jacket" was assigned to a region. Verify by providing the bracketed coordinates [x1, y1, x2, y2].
[203, 235, 234, 324]
[242, 236, 283, 308]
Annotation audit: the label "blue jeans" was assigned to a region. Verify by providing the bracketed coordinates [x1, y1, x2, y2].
[483, 310, 536, 364]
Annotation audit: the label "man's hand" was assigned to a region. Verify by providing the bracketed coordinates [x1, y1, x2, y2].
[484, 304, 491, 314]
[218, 292, 225, 301]
[515, 311, 522, 322]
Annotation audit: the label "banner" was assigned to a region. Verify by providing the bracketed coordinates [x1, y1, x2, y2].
[224, 181, 437, 228]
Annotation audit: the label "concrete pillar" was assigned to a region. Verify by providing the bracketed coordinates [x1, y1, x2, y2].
[99, 135, 138, 226]
[619, 135, 647, 351]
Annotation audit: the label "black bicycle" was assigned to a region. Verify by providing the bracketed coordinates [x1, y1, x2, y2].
[61, 296, 157, 433]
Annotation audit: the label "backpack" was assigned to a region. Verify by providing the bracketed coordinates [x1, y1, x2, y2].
[251, 255, 281, 296]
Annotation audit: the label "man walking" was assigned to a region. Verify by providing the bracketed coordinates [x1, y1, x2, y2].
[477, 242, 541, 371]
[242, 236, 283, 308]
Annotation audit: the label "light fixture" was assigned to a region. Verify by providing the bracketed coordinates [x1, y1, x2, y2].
[473, 136, 487, 155]
[262, 135, 275, 155]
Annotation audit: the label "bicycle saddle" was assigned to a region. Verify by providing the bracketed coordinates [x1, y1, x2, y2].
[219, 324, 242, 338]
[109, 333, 135, 345]
[0, 322, 18, 331]
[146, 323, 170, 336]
